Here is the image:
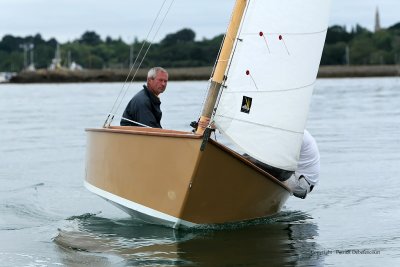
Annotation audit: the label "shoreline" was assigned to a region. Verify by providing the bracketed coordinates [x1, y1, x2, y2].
[6, 65, 400, 83]
[317, 65, 400, 78]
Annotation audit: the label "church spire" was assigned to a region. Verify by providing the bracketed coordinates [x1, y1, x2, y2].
[375, 6, 381, 32]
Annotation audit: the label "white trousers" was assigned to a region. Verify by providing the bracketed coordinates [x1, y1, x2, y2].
[284, 174, 312, 199]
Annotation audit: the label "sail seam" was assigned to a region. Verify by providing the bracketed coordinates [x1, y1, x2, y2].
[215, 115, 303, 134]
[224, 81, 316, 93]
[240, 29, 328, 36]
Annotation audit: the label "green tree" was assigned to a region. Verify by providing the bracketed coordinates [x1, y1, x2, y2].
[326, 25, 353, 44]
[321, 42, 347, 65]
[350, 34, 375, 64]
[2, 23, 400, 72]
[161, 28, 196, 46]
[79, 31, 102, 46]
[0, 35, 22, 52]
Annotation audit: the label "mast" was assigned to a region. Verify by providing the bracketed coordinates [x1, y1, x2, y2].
[196, 0, 247, 135]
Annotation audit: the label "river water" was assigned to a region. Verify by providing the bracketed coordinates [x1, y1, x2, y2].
[0, 78, 399, 266]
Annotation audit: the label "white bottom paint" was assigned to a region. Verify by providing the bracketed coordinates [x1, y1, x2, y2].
[84, 181, 197, 229]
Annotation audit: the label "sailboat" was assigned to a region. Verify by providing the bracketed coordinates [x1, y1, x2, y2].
[84, 0, 331, 228]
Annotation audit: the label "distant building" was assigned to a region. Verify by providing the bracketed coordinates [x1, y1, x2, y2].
[69, 62, 83, 71]
[48, 44, 63, 70]
[0, 73, 8, 83]
[27, 63, 36, 72]
[375, 7, 382, 32]
[20, 43, 35, 71]
[0, 72, 16, 83]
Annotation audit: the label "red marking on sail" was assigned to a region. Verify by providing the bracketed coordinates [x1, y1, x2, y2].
[260, 31, 271, 53]
[245, 69, 259, 90]
[279, 34, 290, 55]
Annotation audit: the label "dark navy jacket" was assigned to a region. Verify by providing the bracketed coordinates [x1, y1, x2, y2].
[120, 85, 162, 128]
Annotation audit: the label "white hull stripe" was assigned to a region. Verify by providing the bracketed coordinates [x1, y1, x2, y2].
[84, 181, 197, 228]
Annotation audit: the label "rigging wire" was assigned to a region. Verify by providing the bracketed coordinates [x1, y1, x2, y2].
[104, 1, 166, 127]
[196, 0, 238, 124]
[212, 0, 251, 122]
[196, 34, 226, 121]
[104, 0, 175, 127]
[116, 0, 175, 117]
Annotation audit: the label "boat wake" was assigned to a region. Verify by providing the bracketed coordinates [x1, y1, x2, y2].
[54, 210, 322, 266]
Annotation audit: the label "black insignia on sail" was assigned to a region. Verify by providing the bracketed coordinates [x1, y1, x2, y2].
[241, 96, 252, 114]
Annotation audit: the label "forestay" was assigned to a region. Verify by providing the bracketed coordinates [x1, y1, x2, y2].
[214, 0, 331, 171]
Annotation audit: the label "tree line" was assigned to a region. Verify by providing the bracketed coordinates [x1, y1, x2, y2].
[1, 23, 399, 72]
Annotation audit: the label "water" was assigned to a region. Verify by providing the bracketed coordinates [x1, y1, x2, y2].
[0, 78, 399, 266]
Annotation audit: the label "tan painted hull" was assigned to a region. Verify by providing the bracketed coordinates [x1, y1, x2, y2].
[85, 126, 290, 228]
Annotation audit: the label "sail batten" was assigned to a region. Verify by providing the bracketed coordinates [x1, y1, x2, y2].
[214, 0, 331, 171]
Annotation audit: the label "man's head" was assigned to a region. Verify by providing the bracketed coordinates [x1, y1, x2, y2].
[147, 67, 168, 96]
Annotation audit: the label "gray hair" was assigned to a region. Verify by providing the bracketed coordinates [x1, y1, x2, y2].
[147, 67, 168, 79]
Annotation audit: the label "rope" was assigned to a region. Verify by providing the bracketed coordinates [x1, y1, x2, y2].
[120, 117, 151, 128]
[104, 0, 175, 127]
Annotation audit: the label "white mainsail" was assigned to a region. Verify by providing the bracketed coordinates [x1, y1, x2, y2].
[214, 0, 331, 171]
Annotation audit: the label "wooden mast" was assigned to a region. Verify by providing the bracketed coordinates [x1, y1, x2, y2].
[196, 0, 248, 135]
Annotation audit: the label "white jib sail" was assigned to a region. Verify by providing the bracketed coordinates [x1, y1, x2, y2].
[214, 0, 331, 171]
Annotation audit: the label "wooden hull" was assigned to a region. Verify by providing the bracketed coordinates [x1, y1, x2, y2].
[85, 126, 290, 228]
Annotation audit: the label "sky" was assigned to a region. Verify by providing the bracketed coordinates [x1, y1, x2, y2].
[0, 0, 399, 43]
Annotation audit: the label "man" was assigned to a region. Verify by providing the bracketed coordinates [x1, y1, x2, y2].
[120, 67, 168, 128]
[243, 129, 320, 199]
[285, 129, 320, 199]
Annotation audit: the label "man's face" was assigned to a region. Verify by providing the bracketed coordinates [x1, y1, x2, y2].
[147, 71, 168, 96]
